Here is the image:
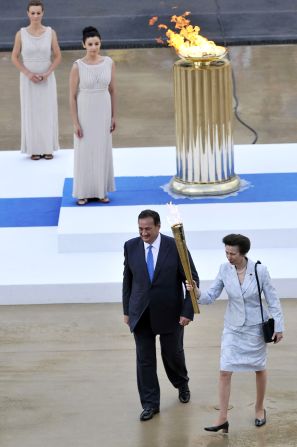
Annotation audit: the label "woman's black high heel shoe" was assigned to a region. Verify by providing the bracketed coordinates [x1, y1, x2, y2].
[204, 421, 229, 433]
[255, 409, 266, 427]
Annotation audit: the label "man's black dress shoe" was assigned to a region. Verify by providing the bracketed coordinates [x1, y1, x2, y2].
[255, 409, 266, 427]
[140, 408, 159, 421]
[178, 383, 191, 403]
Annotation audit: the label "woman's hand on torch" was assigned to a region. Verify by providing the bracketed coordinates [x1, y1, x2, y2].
[185, 280, 200, 298]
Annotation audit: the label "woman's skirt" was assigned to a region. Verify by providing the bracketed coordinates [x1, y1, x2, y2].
[220, 323, 267, 372]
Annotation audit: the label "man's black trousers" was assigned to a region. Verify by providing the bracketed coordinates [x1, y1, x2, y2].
[133, 308, 189, 409]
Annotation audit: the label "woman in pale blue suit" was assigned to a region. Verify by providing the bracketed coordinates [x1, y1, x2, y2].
[187, 234, 284, 433]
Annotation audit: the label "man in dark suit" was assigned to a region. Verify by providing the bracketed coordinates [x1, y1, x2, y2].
[123, 209, 199, 421]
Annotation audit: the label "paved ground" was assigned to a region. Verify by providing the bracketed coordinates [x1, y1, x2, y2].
[1, 45, 297, 150]
[0, 300, 296, 447]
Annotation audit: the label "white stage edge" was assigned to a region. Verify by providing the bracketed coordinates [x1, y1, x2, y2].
[57, 202, 297, 253]
[0, 144, 297, 304]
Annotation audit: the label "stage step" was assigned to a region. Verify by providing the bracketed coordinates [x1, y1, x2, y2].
[57, 144, 297, 253]
[57, 201, 297, 253]
[0, 227, 297, 305]
[0, 145, 297, 305]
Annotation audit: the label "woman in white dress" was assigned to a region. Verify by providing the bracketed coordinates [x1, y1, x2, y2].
[11, 0, 61, 160]
[187, 234, 284, 433]
[69, 26, 116, 205]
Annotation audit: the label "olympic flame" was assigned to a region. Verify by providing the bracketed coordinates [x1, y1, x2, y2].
[149, 11, 226, 60]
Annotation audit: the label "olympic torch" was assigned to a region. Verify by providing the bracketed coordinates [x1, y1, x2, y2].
[167, 204, 200, 314]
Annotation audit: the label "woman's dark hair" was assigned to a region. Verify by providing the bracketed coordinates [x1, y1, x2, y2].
[138, 209, 161, 226]
[82, 26, 101, 44]
[222, 233, 251, 255]
[27, 0, 44, 11]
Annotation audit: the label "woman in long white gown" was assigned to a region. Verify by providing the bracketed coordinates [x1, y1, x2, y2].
[187, 234, 284, 432]
[11, 0, 61, 160]
[69, 26, 116, 205]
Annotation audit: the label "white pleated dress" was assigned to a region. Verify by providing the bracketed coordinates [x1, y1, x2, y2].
[73, 58, 115, 200]
[20, 27, 59, 155]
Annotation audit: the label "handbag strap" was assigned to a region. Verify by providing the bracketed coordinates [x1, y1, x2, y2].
[255, 260, 265, 323]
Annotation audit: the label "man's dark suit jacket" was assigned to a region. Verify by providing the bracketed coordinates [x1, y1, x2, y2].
[122, 233, 199, 334]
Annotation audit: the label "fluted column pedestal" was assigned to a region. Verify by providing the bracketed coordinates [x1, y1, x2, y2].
[170, 59, 240, 196]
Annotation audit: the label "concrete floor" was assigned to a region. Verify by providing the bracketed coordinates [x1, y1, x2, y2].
[0, 300, 296, 447]
[1, 45, 297, 446]
[1, 45, 297, 150]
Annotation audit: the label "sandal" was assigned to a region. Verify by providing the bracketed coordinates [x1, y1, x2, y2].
[98, 197, 110, 203]
[77, 199, 88, 206]
[31, 155, 42, 160]
[44, 154, 54, 160]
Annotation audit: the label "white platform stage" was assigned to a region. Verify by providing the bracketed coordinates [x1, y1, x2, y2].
[0, 144, 297, 305]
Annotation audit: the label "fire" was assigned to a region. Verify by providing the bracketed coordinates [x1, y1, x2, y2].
[149, 11, 226, 60]
[171, 13, 191, 29]
[148, 16, 158, 26]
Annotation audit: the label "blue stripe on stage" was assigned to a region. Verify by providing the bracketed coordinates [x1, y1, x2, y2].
[0, 197, 61, 228]
[0, 173, 296, 227]
[62, 173, 297, 207]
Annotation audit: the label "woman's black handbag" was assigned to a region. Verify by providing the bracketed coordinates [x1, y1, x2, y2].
[255, 261, 276, 343]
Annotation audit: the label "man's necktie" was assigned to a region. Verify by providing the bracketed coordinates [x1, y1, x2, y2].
[146, 245, 154, 281]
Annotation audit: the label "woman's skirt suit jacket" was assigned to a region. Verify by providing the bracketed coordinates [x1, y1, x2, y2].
[199, 258, 284, 371]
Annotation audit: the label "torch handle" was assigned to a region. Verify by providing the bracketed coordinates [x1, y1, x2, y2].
[173, 237, 200, 314]
[185, 271, 200, 314]
[171, 223, 200, 314]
